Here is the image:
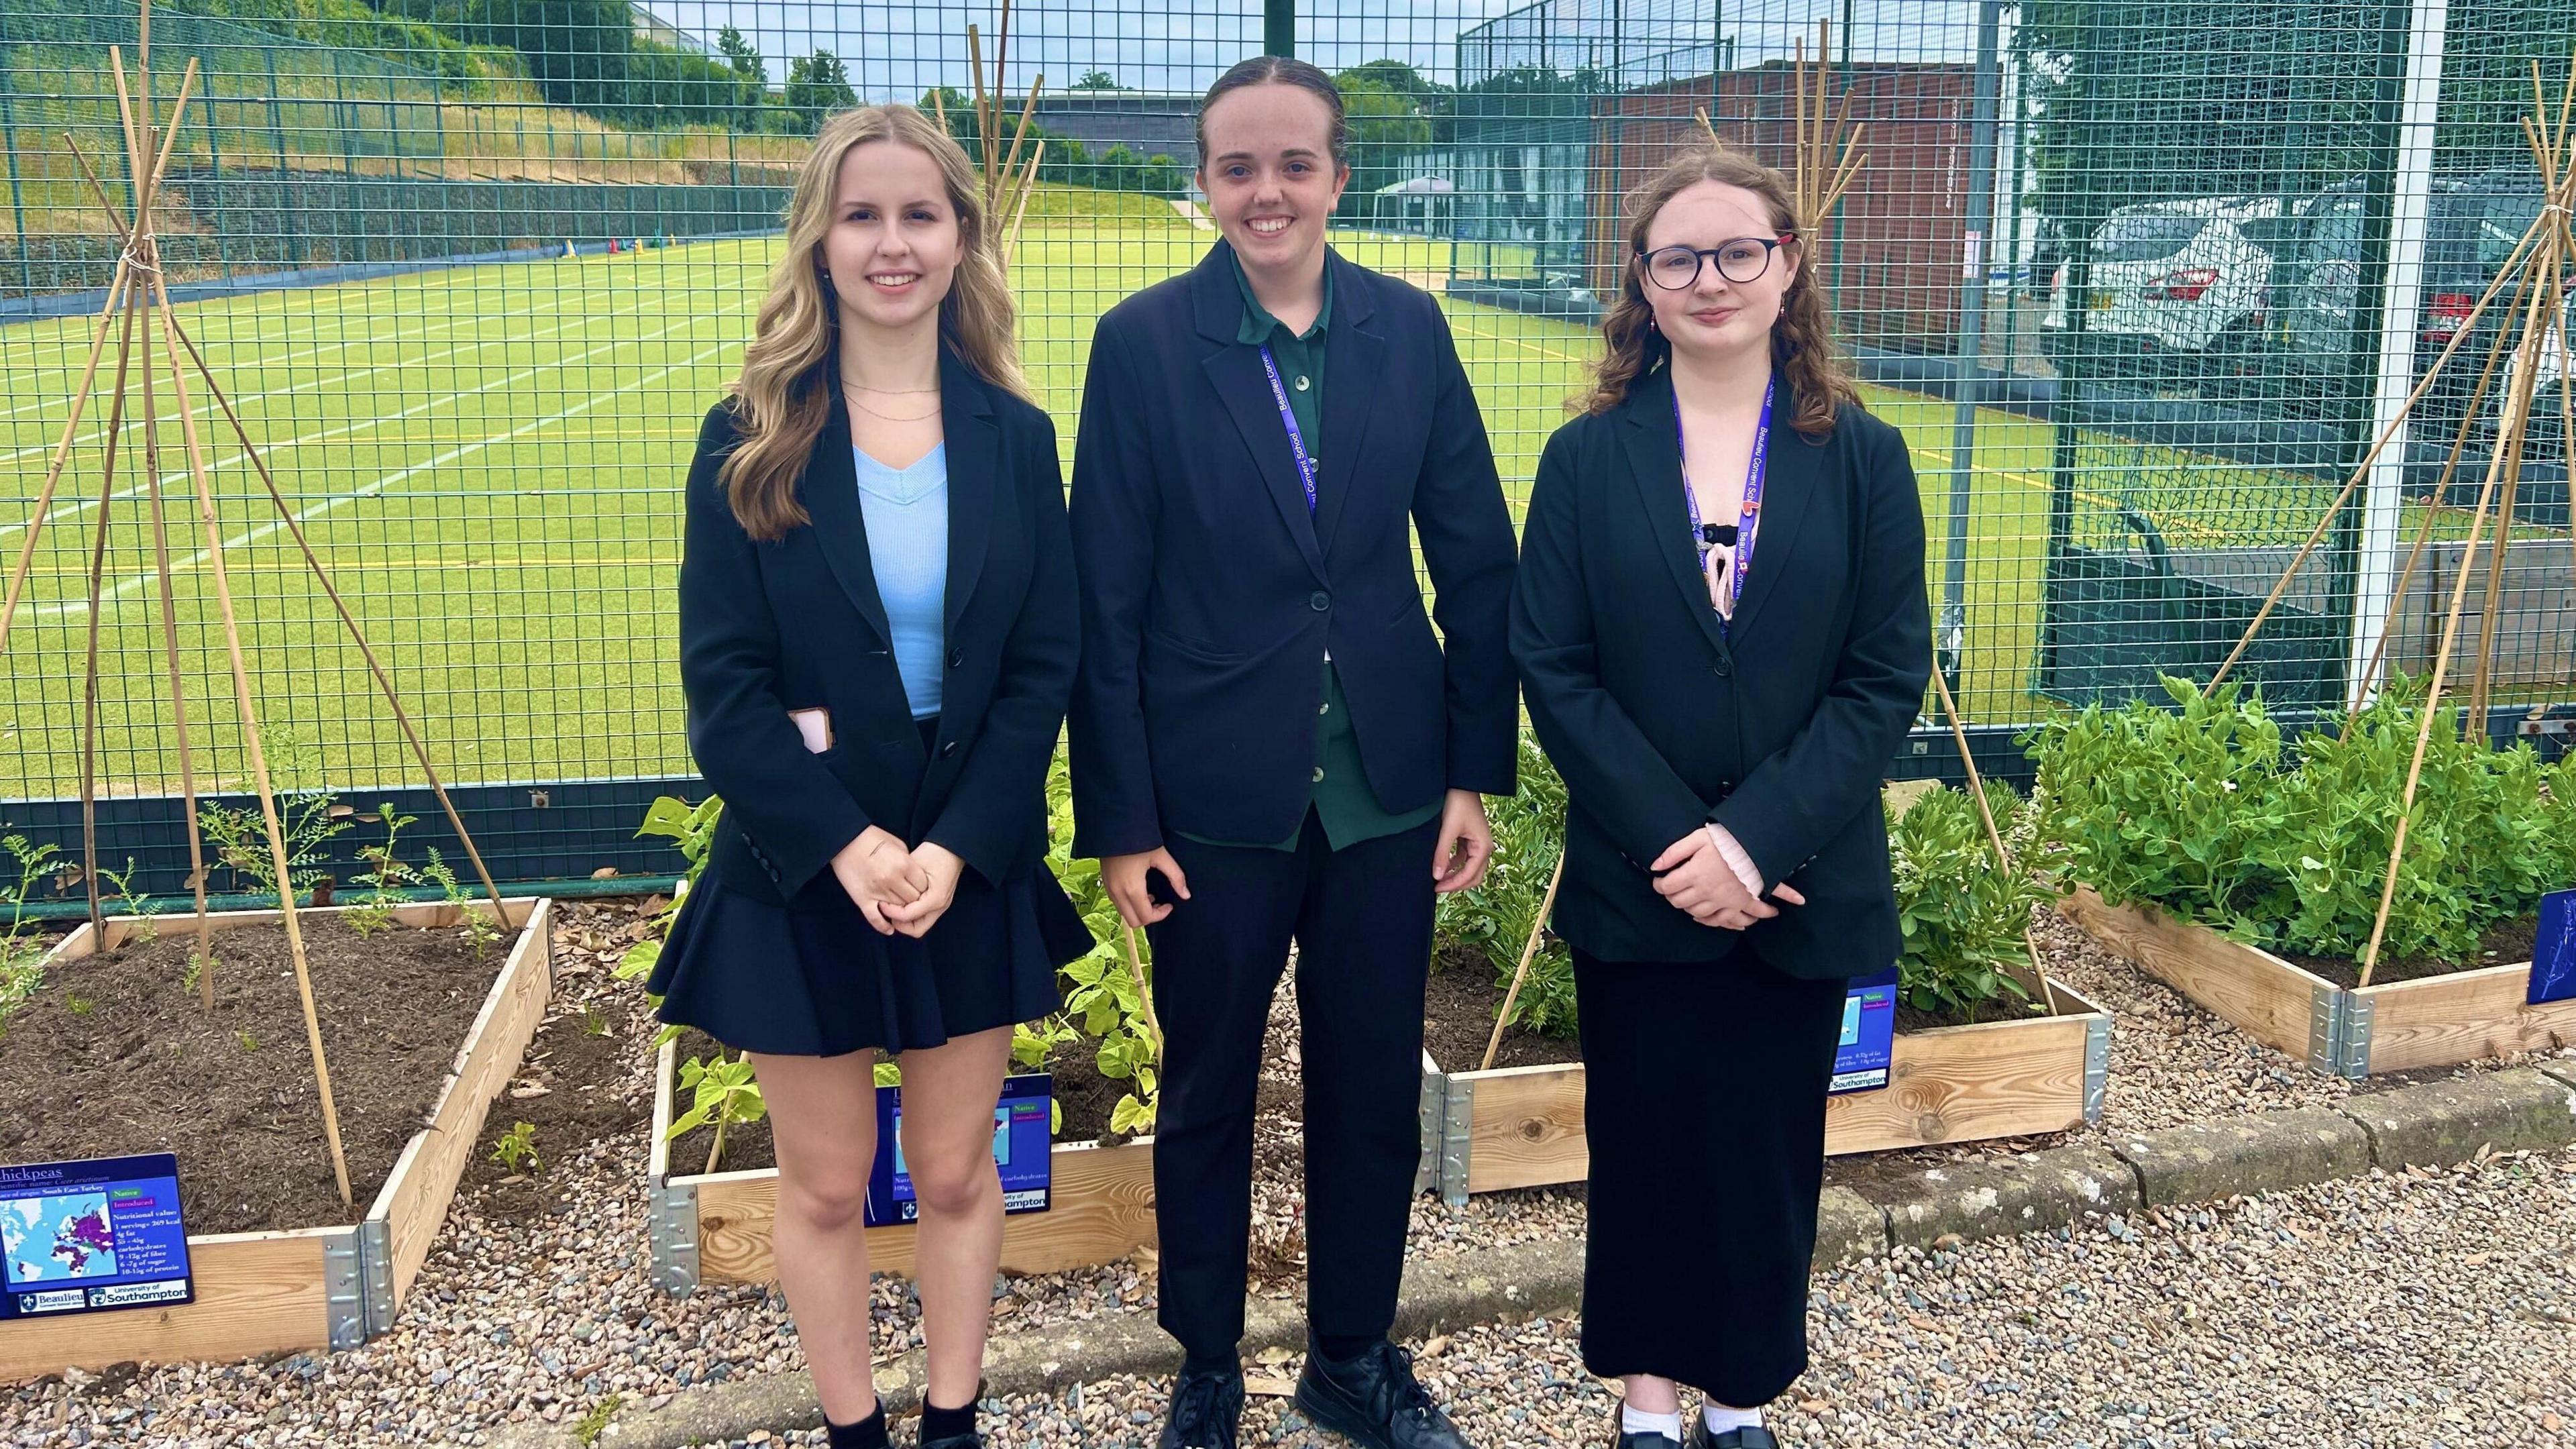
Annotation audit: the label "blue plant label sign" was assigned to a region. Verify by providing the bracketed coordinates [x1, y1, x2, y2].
[2528, 890, 2576, 1006]
[864, 1073, 1054, 1228]
[0, 1152, 195, 1322]
[1831, 968, 1900, 1095]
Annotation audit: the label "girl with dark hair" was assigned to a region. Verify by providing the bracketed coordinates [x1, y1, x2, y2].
[1067, 53, 1519, 1449]
[1511, 144, 1931, 1449]
[649, 103, 1091, 1449]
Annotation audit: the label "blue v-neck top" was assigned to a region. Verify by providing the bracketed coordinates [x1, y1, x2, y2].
[854, 442, 949, 720]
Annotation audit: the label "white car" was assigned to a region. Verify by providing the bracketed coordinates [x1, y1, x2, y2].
[2043, 196, 2288, 382]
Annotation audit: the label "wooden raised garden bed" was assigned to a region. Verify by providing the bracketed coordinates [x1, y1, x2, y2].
[645, 1037, 1158, 1294]
[2060, 885, 2573, 1077]
[1415, 961, 2110, 1204]
[0, 898, 552, 1382]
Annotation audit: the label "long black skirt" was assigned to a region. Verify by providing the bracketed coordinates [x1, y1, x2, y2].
[645, 718, 1093, 1058]
[1572, 946, 1849, 1408]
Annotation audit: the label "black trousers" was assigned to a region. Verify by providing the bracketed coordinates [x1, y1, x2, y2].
[1572, 947, 1848, 1407]
[1146, 814, 1441, 1359]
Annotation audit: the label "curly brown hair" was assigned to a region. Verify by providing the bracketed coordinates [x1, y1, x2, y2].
[1576, 144, 1858, 437]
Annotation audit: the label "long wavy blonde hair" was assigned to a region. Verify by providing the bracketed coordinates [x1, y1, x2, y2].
[720, 104, 1029, 539]
[1577, 144, 1858, 437]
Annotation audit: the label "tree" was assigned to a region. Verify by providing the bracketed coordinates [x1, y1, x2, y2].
[1075, 69, 1120, 91]
[468, 0, 637, 112]
[785, 48, 857, 133]
[1334, 73, 1434, 214]
[716, 23, 763, 83]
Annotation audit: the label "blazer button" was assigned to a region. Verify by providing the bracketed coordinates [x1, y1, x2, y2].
[942, 740, 959, 758]
[1310, 591, 1331, 612]
[948, 648, 965, 669]
[1713, 657, 1733, 678]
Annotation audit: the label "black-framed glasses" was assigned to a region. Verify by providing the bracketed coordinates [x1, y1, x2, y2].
[1638, 235, 1796, 290]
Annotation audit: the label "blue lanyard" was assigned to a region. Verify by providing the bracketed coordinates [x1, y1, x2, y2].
[1674, 376, 1774, 633]
[1257, 345, 1320, 516]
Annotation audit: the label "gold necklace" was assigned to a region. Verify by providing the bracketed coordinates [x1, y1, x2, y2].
[843, 382, 940, 422]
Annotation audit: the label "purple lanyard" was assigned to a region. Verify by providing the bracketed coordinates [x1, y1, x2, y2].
[1674, 376, 1774, 633]
[1257, 345, 1320, 516]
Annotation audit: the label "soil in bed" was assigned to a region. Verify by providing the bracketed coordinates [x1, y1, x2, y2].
[1424, 944, 2047, 1071]
[665, 1026, 1130, 1176]
[0, 914, 514, 1236]
[2281, 915, 2540, 990]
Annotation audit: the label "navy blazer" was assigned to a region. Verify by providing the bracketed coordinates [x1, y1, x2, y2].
[678, 347, 1079, 906]
[1509, 368, 1932, 979]
[1066, 242, 1520, 858]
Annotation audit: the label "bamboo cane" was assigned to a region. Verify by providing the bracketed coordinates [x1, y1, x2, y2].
[2356, 211, 2559, 988]
[73, 277, 142, 944]
[1120, 921, 1163, 1057]
[1929, 655, 2050, 1000]
[1479, 852, 1565, 1073]
[1002, 140, 1044, 268]
[149, 259, 354, 1206]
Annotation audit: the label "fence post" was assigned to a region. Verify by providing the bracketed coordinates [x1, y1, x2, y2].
[0, 7, 34, 299]
[331, 46, 355, 176]
[2346, 0, 2447, 711]
[1265, 0, 1294, 59]
[1937, 0, 2004, 687]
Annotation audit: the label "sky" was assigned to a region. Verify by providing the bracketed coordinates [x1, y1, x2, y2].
[637, 0, 1987, 92]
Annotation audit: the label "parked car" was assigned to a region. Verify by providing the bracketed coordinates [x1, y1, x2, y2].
[2043, 195, 2289, 388]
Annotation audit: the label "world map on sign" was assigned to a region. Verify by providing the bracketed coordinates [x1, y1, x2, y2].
[1, 1192, 119, 1282]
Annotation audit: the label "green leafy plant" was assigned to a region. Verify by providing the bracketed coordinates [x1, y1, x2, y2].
[237, 1029, 258, 1053]
[582, 1007, 612, 1038]
[670, 1052, 766, 1175]
[489, 1120, 541, 1175]
[64, 994, 94, 1016]
[99, 858, 156, 941]
[573, 1395, 624, 1447]
[198, 796, 350, 907]
[0, 833, 60, 1024]
[420, 847, 501, 959]
[1886, 782, 2055, 1021]
[344, 804, 422, 938]
[1434, 734, 1576, 1038]
[2027, 676, 2294, 939]
[1045, 751, 1161, 1135]
[180, 949, 210, 998]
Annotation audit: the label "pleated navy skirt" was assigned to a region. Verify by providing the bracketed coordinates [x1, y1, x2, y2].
[647, 716, 1094, 1057]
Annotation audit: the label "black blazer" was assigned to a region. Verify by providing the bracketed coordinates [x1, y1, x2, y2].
[678, 347, 1079, 906]
[1066, 242, 1519, 857]
[1509, 367, 1931, 978]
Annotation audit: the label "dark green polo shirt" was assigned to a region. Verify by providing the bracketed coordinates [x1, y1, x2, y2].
[1175, 252, 1442, 853]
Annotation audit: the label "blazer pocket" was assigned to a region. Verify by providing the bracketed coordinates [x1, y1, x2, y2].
[1142, 627, 1247, 666]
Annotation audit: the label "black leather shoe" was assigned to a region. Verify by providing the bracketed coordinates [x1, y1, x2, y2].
[1159, 1366, 1245, 1449]
[920, 1434, 983, 1449]
[1682, 1417, 1779, 1449]
[1292, 1338, 1472, 1449]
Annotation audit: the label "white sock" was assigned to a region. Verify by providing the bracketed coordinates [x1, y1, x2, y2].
[1703, 1403, 1764, 1436]
[1620, 1404, 1684, 1441]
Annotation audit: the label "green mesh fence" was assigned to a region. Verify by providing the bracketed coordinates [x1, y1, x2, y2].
[3, 0, 2572, 901]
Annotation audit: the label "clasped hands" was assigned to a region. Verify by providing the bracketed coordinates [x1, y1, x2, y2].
[1651, 824, 1805, 931]
[830, 826, 965, 938]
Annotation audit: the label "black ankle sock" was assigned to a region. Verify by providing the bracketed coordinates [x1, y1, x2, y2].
[1315, 1334, 1379, 1364]
[824, 1403, 888, 1449]
[1181, 1348, 1238, 1379]
[920, 1396, 977, 1444]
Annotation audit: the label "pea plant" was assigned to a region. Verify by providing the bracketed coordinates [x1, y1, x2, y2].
[1433, 734, 1576, 1037]
[343, 805, 421, 938]
[1886, 782, 2054, 1022]
[2029, 672, 2573, 963]
[0, 833, 58, 1027]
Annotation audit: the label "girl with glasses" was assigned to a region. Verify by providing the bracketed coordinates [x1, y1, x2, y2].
[1508, 144, 1932, 1449]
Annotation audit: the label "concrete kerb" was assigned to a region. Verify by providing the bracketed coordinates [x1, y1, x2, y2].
[497, 1061, 2576, 1449]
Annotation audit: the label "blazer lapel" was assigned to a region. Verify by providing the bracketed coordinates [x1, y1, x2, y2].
[1202, 342, 1329, 587]
[1619, 370, 1729, 657]
[1726, 378, 1819, 643]
[938, 349, 997, 638]
[803, 393, 894, 645]
[1312, 252, 1381, 554]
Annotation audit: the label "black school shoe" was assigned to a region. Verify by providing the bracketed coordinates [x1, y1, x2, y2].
[1682, 1417, 1780, 1449]
[1292, 1338, 1472, 1449]
[1159, 1365, 1246, 1449]
[920, 1433, 984, 1449]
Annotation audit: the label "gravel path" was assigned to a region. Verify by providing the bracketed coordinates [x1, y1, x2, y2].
[635, 1143, 2576, 1449]
[4, 897, 2564, 1447]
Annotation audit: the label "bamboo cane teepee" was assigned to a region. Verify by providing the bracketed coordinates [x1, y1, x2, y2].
[0, 1, 511, 1210]
[2204, 57, 2576, 988]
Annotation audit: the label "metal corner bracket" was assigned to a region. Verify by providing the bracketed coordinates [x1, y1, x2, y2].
[1438, 1074, 1475, 1208]
[649, 1173, 701, 1297]
[356, 1217, 395, 1340]
[2337, 993, 2375, 1080]
[1413, 1067, 1444, 1197]
[2308, 983, 2345, 1075]
[323, 1227, 367, 1350]
[2081, 1013, 2111, 1124]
